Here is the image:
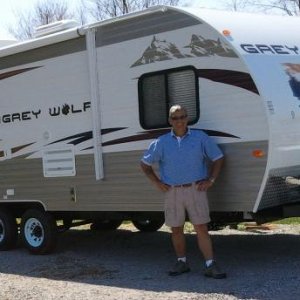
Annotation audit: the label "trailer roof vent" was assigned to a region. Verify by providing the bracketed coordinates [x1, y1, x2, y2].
[34, 19, 79, 38]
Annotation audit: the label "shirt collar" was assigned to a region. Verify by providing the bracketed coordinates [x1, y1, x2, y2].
[171, 127, 191, 138]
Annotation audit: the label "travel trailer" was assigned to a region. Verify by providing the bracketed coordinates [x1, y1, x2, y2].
[1, 6, 300, 254]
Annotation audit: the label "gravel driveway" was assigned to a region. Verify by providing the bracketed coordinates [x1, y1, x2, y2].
[0, 224, 299, 300]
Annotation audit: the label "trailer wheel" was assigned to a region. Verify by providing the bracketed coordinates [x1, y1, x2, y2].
[90, 219, 123, 231]
[0, 208, 18, 251]
[20, 209, 57, 255]
[132, 218, 164, 232]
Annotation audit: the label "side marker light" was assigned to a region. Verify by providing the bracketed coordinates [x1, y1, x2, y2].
[252, 150, 265, 158]
[222, 29, 231, 36]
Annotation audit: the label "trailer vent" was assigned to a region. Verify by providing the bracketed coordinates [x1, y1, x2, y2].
[34, 20, 79, 38]
[43, 146, 76, 177]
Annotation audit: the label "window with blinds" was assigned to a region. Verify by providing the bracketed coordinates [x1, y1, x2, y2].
[138, 67, 199, 129]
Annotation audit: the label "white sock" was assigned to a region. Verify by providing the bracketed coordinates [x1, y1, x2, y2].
[206, 259, 214, 267]
[177, 257, 186, 263]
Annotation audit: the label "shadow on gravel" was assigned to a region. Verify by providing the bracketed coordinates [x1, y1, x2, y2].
[0, 228, 299, 299]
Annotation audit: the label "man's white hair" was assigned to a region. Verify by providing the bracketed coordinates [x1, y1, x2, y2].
[169, 105, 187, 118]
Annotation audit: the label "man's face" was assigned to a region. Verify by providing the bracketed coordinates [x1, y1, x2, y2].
[169, 109, 188, 132]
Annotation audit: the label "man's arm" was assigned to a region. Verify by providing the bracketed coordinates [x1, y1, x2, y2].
[197, 156, 224, 191]
[209, 156, 224, 182]
[140, 161, 170, 192]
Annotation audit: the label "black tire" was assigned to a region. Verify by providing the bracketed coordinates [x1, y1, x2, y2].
[20, 209, 58, 255]
[132, 218, 164, 232]
[0, 208, 18, 251]
[90, 219, 123, 231]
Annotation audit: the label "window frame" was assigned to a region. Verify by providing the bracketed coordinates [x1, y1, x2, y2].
[138, 66, 200, 130]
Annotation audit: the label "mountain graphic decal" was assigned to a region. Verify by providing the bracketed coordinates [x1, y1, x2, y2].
[131, 36, 191, 67]
[131, 34, 238, 67]
[184, 34, 238, 58]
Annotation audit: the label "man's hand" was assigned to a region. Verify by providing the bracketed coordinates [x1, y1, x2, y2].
[141, 161, 170, 192]
[196, 180, 214, 191]
[155, 181, 170, 192]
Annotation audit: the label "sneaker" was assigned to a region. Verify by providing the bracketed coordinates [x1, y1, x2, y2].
[168, 261, 191, 276]
[204, 261, 226, 279]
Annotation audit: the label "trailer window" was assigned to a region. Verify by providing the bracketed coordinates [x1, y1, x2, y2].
[138, 67, 199, 129]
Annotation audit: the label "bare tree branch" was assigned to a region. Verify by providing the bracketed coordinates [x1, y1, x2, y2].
[8, 0, 181, 40]
[87, 0, 180, 21]
[8, 0, 76, 40]
[223, 0, 300, 15]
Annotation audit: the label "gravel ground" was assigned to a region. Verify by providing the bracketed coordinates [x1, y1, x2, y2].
[0, 223, 300, 300]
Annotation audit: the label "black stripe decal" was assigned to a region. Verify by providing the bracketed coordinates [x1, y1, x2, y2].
[52, 128, 238, 149]
[102, 128, 239, 147]
[48, 128, 127, 146]
[0, 38, 86, 71]
[196, 69, 259, 94]
[0, 67, 41, 80]
[12, 142, 35, 154]
[0, 142, 35, 158]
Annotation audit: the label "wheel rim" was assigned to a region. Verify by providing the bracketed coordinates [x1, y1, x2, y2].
[0, 219, 4, 242]
[24, 218, 44, 247]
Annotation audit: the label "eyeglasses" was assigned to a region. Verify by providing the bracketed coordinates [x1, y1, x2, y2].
[171, 115, 187, 121]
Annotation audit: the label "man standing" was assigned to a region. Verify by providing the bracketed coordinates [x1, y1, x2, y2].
[140, 105, 226, 279]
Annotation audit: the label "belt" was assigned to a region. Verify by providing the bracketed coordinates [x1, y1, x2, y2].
[169, 180, 202, 188]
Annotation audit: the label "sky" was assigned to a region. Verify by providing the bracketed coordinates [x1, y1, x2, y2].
[0, 0, 225, 40]
[0, 0, 80, 39]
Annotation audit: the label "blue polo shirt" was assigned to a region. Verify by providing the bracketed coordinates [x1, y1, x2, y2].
[141, 128, 223, 185]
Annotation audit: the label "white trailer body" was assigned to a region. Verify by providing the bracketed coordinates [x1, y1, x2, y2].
[1, 6, 300, 253]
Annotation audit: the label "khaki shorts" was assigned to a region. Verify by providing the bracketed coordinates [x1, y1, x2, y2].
[164, 184, 210, 227]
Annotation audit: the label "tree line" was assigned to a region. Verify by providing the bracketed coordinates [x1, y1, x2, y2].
[7, 0, 300, 40]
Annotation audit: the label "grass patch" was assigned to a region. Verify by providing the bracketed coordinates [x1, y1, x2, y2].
[184, 218, 300, 233]
[184, 222, 195, 233]
[270, 217, 300, 225]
